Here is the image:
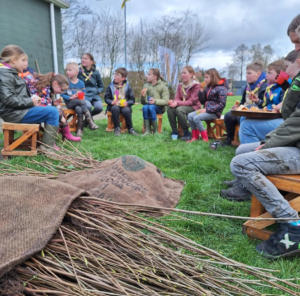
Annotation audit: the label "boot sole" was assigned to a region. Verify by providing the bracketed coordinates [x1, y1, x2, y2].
[220, 191, 251, 202]
[256, 248, 300, 259]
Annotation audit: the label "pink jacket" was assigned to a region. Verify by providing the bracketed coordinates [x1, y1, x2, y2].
[174, 81, 201, 111]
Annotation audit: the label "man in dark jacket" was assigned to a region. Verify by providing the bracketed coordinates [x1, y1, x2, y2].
[228, 63, 300, 259]
[104, 68, 138, 136]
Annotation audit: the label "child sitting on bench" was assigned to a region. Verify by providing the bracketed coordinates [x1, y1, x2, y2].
[104, 67, 138, 136]
[61, 62, 98, 137]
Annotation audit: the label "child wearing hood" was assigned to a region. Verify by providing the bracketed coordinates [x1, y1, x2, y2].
[187, 68, 228, 142]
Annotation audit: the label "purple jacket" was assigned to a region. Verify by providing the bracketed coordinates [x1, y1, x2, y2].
[198, 79, 228, 118]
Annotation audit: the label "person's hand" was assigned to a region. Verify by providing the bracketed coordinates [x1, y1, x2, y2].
[70, 93, 78, 100]
[53, 99, 61, 106]
[122, 101, 128, 107]
[149, 97, 155, 104]
[112, 100, 118, 105]
[169, 100, 177, 108]
[141, 88, 147, 97]
[249, 93, 259, 103]
[272, 103, 282, 113]
[231, 104, 238, 110]
[255, 144, 265, 151]
[31, 95, 40, 106]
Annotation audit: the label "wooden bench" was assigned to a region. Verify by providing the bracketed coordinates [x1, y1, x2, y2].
[232, 124, 240, 146]
[142, 114, 163, 134]
[243, 175, 300, 241]
[63, 109, 78, 132]
[206, 115, 227, 140]
[106, 111, 128, 133]
[1, 123, 40, 159]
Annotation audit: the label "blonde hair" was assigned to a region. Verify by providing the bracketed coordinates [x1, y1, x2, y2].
[182, 65, 198, 81]
[66, 62, 79, 72]
[34, 72, 69, 95]
[0, 45, 27, 63]
[246, 61, 264, 73]
[267, 60, 286, 74]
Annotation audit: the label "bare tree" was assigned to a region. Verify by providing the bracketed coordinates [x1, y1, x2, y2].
[232, 44, 250, 81]
[249, 43, 275, 68]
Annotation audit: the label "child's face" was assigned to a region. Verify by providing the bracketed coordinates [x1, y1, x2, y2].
[146, 70, 156, 83]
[52, 81, 69, 94]
[81, 55, 94, 68]
[66, 67, 78, 78]
[181, 68, 193, 83]
[113, 72, 125, 84]
[286, 59, 300, 79]
[204, 74, 210, 85]
[246, 69, 261, 84]
[12, 55, 28, 73]
[266, 69, 277, 84]
[289, 31, 300, 52]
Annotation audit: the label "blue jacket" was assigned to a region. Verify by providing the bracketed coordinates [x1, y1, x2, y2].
[61, 78, 86, 103]
[263, 84, 284, 110]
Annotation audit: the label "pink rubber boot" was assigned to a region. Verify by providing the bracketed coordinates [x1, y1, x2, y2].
[200, 130, 209, 142]
[186, 129, 200, 143]
[60, 125, 81, 142]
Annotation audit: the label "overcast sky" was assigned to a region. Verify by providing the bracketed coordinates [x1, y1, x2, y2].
[84, 0, 299, 70]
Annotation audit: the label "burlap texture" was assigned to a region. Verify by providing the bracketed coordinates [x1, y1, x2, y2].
[58, 155, 184, 208]
[0, 176, 85, 277]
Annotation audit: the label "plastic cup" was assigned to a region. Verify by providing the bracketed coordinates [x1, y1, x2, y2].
[120, 99, 126, 107]
[147, 96, 151, 103]
[171, 134, 178, 140]
[78, 92, 85, 100]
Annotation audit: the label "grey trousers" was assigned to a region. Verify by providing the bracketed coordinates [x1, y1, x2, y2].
[231, 142, 300, 222]
[187, 111, 218, 132]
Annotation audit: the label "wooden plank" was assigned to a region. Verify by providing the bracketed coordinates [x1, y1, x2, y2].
[1, 150, 37, 156]
[5, 131, 34, 152]
[3, 130, 10, 149]
[267, 176, 300, 194]
[244, 226, 272, 241]
[2, 123, 39, 131]
[31, 132, 37, 150]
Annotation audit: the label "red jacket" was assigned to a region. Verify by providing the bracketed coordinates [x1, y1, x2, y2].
[174, 81, 201, 111]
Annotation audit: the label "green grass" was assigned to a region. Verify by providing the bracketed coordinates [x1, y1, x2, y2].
[1, 95, 300, 294]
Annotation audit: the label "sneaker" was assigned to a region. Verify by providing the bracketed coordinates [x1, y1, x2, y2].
[114, 127, 121, 136]
[181, 131, 192, 141]
[223, 179, 239, 187]
[256, 223, 300, 259]
[171, 130, 178, 135]
[223, 137, 233, 146]
[220, 183, 251, 202]
[129, 128, 138, 136]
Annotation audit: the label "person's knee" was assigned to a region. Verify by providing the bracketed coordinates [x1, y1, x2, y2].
[111, 105, 119, 113]
[75, 106, 82, 114]
[143, 105, 149, 112]
[46, 107, 59, 125]
[187, 112, 194, 121]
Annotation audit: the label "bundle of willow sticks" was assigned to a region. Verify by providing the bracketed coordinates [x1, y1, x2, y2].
[1, 197, 299, 296]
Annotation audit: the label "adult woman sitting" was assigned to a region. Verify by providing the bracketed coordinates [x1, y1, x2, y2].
[78, 53, 104, 120]
[167, 66, 201, 141]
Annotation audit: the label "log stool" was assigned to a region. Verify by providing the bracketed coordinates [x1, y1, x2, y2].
[142, 114, 163, 134]
[243, 175, 300, 241]
[1, 123, 40, 159]
[106, 111, 128, 133]
[206, 115, 227, 140]
[231, 124, 240, 146]
[63, 109, 78, 132]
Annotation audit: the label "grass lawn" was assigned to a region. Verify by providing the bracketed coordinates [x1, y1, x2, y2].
[1, 95, 300, 294]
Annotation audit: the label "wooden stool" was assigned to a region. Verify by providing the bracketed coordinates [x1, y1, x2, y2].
[231, 124, 240, 146]
[63, 109, 78, 132]
[177, 122, 184, 137]
[206, 115, 227, 140]
[106, 111, 128, 133]
[1, 123, 40, 159]
[243, 175, 300, 241]
[142, 114, 163, 134]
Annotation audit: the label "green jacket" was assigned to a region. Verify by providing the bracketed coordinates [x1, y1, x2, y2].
[263, 71, 300, 150]
[0, 65, 33, 123]
[141, 79, 169, 113]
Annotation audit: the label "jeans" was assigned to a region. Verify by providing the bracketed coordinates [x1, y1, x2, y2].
[85, 99, 103, 116]
[66, 99, 88, 115]
[20, 106, 59, 126]
[224, 111, 240, 139]
[231, 142, 300, 222]
[167, 106, 194, 132]
[111, 105, 133, 130]
[239, 118, 284, 144]
[187, 111, 218, 132]
[142, 105, 162, 121]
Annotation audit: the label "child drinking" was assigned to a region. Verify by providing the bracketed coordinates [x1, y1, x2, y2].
[61, 62, 98, 137]
[187, 68, 228, 142]
[0, 45, 59, 150]
[141, 68, 169, 135]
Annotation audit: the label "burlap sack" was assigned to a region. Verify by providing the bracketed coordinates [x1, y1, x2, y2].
[58, 155, 184, 208]
[0, 177, 85, 277]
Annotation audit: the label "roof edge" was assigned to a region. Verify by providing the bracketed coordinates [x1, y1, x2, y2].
[44, 0, 70, 9]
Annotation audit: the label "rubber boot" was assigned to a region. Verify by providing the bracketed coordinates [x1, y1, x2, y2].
[77, 115, 84, 137]
[40, 124, 60, 151]
[200, 130, 209, 142]
[142, 119, 151, 136]
[84, 111, 98, 130]
[152, 120, 159, 134]
[186, 129, 199, 143]
[60, 125, 81, 142]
